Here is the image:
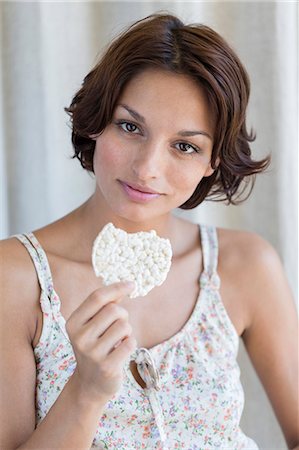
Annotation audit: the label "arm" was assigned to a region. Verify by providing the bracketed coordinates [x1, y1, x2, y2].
[1, 336, 107, 450]
[240, 235, 298, 450]
[0, 239, 105, 449]
[0, 239, 136, 450]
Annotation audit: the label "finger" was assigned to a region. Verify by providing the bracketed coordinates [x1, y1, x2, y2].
[70, 281, 135, 326]
[83, 302, 129, 340]
[96, 319, 133, 356]
[105, 336, 137, 369]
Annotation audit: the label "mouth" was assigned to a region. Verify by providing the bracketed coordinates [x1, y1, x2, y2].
[118, 180, 162, 202]
[122, 181, 161, 195]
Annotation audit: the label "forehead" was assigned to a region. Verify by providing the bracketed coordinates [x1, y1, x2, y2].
[116, 68, 215, 135]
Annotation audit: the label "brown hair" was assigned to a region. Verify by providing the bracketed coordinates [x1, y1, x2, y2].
[65, 13, 270, 208]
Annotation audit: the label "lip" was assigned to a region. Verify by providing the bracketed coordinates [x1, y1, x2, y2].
[122, 181, 160, 195]
[119, 180, 161, 202]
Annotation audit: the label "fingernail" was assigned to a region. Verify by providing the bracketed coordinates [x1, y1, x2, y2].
[123, 281, 135, 290]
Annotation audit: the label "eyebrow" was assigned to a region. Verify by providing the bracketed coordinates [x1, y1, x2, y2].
[118, 103, 213, 141]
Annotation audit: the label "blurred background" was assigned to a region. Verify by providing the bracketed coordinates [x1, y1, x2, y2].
[0, 1, 298, 448]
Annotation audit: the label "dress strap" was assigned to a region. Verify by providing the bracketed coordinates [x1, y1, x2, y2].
[13, 232, 61, 315]
[27, 233, 56, 295]
[14, 233, 48, 293]
[199, 224, 221, 290]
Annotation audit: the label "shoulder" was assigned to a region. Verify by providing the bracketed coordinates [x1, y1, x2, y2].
[0, 236, 41, 343]
[1, 235, 38, 285]
[216, 227, 289, 332]
[217, 226, 280, 270]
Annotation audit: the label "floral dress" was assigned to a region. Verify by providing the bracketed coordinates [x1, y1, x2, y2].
[14, 224, 259, 449]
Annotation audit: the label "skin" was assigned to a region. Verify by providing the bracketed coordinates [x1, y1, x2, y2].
[0, 68, 298, 449]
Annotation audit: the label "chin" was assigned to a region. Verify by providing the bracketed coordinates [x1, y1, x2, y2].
[117, 208, 155, 223]
[112, 203, 164, 224]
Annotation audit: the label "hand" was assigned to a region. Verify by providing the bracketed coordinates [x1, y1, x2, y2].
[66, 281, 136, 403]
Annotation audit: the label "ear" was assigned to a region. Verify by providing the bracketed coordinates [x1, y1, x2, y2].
[203, 156, 220, 177]
[89, 134, 98, 141]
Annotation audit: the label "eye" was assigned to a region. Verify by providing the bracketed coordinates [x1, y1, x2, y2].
[175, 142, 200, 154]
[116, 120, 141, 134]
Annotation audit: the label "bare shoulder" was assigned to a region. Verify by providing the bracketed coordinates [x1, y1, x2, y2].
[0, 236, 41, 342]
[217, 226, 284, 284]
[216, 227, 292, 334]
[217, 226, 279, 264]
[0, 235, 39, 289]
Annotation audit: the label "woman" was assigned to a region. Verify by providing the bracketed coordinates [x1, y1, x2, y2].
[1, 13, 297, 450]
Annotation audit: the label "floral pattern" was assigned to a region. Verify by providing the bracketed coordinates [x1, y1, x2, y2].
[14, 225, 259, 449]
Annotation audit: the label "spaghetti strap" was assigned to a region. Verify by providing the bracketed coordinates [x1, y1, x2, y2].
[24, 233, 56, 297]
[199, 224, 221, 290]
[13, 233, 66, 336]
[14, 233, 49, 294]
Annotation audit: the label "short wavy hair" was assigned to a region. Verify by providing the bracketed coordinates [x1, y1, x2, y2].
[65, 13, 270, 208]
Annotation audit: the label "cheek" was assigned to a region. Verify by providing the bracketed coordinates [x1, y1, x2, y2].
[94, 136, 129, 174]
[171, 164, 206, 193]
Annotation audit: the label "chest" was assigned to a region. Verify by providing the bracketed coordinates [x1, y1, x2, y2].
[121, 256, 202, 349]
[33, 247, 203, 350]
[32, 256, 247, 357]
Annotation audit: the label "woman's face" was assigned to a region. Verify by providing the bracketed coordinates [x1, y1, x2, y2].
[93, 68, 215, 223]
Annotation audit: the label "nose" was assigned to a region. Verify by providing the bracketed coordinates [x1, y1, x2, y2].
[131, 139, 164, 181]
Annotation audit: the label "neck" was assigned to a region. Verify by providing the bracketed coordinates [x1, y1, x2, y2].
[75, 189, 177, 250]
[36, 189, 190, 264]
